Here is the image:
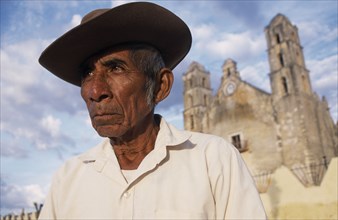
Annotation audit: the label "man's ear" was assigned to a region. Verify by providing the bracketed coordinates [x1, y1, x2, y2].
[154, 68, 174, 104]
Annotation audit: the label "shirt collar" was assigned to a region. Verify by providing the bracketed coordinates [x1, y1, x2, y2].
[78, 114, 191, 171]
[154, 114, 191, 148]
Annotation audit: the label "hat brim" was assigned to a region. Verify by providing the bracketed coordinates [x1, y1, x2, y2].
[39, 2, 192, 86]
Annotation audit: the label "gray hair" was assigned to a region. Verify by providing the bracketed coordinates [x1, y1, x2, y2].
[128, 44, 165, 107]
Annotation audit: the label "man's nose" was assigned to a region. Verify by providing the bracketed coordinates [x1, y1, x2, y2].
[89, 75, 112, 102]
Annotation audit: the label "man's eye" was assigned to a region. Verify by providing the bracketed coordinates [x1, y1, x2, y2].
[81, 69, 94, 81]
[87, 71, 94, 76]
[84, 70, 93, 77]
[107, 64, 124, 73]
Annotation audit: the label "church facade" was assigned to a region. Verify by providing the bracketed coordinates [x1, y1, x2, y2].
[182, 14, 337, 191]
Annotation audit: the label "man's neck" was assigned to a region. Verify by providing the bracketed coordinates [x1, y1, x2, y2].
[110, 116, 160, 170]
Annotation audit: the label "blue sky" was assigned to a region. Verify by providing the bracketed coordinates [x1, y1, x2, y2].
[1, 0, 337, 215]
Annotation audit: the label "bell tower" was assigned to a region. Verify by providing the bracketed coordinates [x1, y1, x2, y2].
[265, 14, 335, 186]
[219, 59, 241, 97]
[266, 14, 312, 99]
[183, 62, 212, 132]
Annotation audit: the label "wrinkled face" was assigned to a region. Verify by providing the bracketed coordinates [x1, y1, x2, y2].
[80, 48, 152, 138]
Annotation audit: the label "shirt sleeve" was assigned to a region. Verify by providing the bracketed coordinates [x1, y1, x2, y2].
[38, 173, 59, 220]
[207, 138, 267, 219]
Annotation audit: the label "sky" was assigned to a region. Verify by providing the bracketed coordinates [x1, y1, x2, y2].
[1, 0, 337, 216]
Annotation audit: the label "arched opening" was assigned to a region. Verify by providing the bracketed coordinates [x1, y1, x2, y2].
[204, 94, 207, 105]
[282, 77, 288, 94]
[276, 33, 281, 44]
[279, 53, 285, 67]
[202, 77, 206, 87]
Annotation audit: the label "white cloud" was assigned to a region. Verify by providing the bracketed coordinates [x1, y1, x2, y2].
[209, 31, 265, 60]
[297, 20, 338, 60]
[298, 21, 329, 42]
[41, 115, 61, 138]
[1, 39, 49, 104]
[192, 24, 216, 42]
[71, 14, 82, 28]
[1, 38, 80, 156]
[307, 55, 337, 92]
[307, 55, 338, 121]
[191, 26, 266, 65]
[61, 13, 82, 33]
[0, 138, 28, 158]
[0, 181, 45, 214]
[240, 61, 271, 93]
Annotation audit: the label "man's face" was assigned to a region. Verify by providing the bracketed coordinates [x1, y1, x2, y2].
[80, 48, 153, 138]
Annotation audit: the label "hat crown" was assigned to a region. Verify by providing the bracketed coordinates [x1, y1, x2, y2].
[81, 9, 109, 24]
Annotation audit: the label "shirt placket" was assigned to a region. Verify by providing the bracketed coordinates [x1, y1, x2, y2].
[121, 186, 135, 219]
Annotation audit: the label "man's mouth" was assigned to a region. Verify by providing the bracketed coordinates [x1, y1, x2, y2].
[92, 113, 123, 126]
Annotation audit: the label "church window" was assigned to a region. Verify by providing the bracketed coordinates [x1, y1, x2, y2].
[189, 79, 193, 88]
[276, 33, 281, 44]
[282, 77, 288, 94]
[204, 94, 207, 105]
[227, 68, 231, 77]
[202, 77, 206, 87]
[231, 135, 242, 150]
[279, 52, 285, 67]
[190, 115, 194, 129]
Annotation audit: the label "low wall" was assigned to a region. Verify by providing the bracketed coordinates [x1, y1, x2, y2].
[260, 157, 338, 219]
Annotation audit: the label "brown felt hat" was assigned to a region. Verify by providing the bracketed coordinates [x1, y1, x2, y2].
[39, 2, 192, 86]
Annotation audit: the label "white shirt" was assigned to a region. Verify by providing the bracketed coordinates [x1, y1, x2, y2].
[39, 116, 266, 219]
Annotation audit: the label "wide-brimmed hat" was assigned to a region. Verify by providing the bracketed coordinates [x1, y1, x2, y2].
[39, 2, 192, 86]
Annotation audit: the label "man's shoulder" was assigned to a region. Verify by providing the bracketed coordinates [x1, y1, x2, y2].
[187, 131, 232, 148]
[173, 129, 237, 158]
[161, 117, 230, 148]
[54, 139, 109, 178]
[77, 138, 110, 160]
[161, 117, 235, 154]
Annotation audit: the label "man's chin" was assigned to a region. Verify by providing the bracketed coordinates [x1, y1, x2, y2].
[94, 125, 126, 138]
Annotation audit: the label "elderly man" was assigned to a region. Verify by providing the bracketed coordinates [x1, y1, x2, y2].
[38, 2, 266, 220]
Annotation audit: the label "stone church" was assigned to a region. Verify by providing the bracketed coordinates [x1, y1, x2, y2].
[182, 14, 337, 191]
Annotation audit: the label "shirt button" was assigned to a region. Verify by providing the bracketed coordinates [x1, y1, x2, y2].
[123, 191, 130, 198]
